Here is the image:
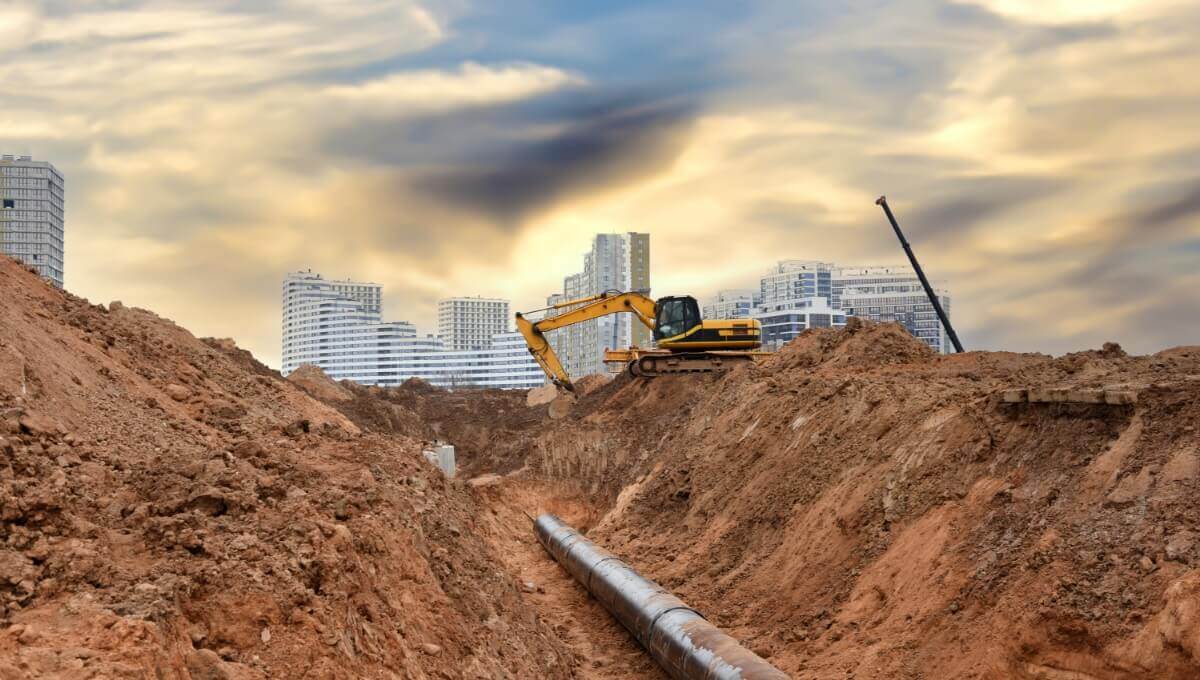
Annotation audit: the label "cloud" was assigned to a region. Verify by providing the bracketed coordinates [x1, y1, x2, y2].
[323, 62, 582, 112]
[1, 3, 446, 99]
[0, 2, 39, 49]
[3, 0, 1200, 367]
[410, 95, 697, 223]
[900, 175, 1069, 243]
[951, 0, 1188, 23]
[1127, 182, 1200, 229]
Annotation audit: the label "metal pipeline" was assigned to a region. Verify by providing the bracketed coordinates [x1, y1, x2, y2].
[533, 514, 789, 680]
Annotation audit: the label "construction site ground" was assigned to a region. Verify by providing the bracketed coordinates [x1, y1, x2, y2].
[2, 253, 1199, 679]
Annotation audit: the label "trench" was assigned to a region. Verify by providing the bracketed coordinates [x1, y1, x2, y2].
[474, 479, 668, 679]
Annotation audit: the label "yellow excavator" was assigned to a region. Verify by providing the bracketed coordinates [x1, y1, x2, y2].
[515, 290, 764, 391]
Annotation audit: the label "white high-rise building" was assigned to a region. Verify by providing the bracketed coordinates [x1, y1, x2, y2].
[759, 260, 834, 306]
[754, 299, 848, 350]
[831, 265, 923, 308]
[438, 297, 510, 351]
[751, 261, 842, 348]
[721, 261, 954, 353]
[281, 271, 543, 389]
[438, 332, 546, 389]
[545, 233, 650, 378]
[834, 266, 952, 353]
[703, 289, 759, 320]
[1, 154, 65, 287]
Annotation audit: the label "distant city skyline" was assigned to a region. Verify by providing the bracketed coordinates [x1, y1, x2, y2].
[280, 270, 543, 390]
[705, 260, 954, 353]
[5, 2, 1198, 367]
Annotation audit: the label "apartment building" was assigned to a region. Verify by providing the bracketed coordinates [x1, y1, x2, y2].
[281, 271, 543, 389]
[749, 261, 842, 348]
[437, 297, 510, 351]
[702, 289, 759, 320]
[545, 233, 650, 379]
[835, 266, 952, 353]
[759, 260, 834, 306]
[754, 297, 847, 349]
[738, 261, 952, 352]
[0, 154, 64, 287]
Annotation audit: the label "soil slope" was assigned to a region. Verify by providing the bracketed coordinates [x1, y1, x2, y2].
[0, 255, 573, 679]
[507, 321, 1200, 678]
[7, 247, 1199, 680]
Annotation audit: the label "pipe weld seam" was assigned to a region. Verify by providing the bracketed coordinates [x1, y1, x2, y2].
[585, 555, 624, 592]
[644, 604, 705, 647]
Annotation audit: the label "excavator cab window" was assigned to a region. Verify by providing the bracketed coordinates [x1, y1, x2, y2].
[654, 296, 701, 341]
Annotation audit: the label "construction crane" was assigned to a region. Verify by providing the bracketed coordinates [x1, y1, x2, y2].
[876, 196, 965, 353]
[515, 290, 764, 391]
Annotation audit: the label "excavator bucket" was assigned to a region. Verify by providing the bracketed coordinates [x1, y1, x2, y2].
[547, 390, 577, 419]
[526, 382, 577, 419]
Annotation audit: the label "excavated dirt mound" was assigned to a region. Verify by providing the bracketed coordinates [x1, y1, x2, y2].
[499, 323, 1200, 678]
[285, 364, 354, 404]
[7, 246, 1199, 680]
[287, 367, 433, 442]
[296, 377, 549, 478]
[0, 255, 573, 678]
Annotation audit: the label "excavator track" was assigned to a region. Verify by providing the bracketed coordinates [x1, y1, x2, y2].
[627, 351, 757, 378]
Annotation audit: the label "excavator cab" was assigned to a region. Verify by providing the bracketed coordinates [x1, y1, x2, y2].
[653, 296, 702, 341]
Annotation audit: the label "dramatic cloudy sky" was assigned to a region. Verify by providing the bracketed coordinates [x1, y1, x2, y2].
[3, 0, 1198, 366]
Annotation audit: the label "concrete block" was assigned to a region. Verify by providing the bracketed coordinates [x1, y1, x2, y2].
[421, 443, 457, 478]
[436, 444, 456, 479]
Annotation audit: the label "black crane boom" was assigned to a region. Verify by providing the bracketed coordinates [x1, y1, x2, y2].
[875, 195, 965, 354]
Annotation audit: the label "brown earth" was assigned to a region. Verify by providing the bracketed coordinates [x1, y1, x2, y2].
[0, 256, 573, 679]
[287, 368, 551, 480]
[491, 322, 1200, 679]
[4, 250, 1200, 679]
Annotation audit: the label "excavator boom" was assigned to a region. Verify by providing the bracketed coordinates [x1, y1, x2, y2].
[515, 291, 657, 391]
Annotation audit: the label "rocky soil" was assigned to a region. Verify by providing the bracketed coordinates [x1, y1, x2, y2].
[4, 250, 1199, 679]
[489, 321, 1200, 679]
[0, 255, 572, 679]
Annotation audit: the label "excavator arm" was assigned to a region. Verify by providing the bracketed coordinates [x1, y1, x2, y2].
[516, 291, 657, 391]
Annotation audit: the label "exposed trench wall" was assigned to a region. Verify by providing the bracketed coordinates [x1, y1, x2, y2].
[514, 328, 1200, 679]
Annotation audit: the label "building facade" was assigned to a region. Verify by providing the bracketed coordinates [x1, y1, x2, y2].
[545, 233, 650, 379]
[736, 261, 952, 352]
[754, 297, 847, 349]
[759, 260, 834, 306]
[835, 266, 952, 353]
[436, 332, 546, 389]
[831, 265, 923, 309]
[0, 154, 64, 287]
[281, 271, 542, 389]
[749, 261, 839, 348]
[703, 289, 759, 320]
[437, 297, 510, 351]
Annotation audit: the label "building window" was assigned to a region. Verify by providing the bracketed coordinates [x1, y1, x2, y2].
[2, 199, 13, 209]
